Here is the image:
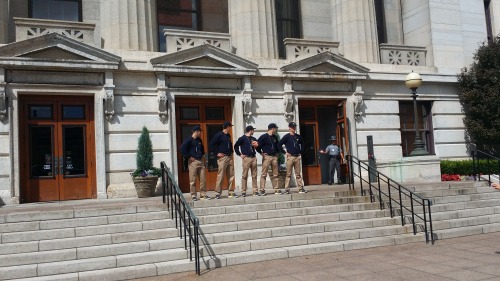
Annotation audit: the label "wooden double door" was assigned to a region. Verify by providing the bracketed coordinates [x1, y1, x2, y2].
[19, 96, 96, 203]
[298, 100, 349, 185]
[176, 98, 233, 193]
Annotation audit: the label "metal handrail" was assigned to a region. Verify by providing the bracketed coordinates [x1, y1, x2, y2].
[472, 150, 500, 185]
[160, 161, 200, 275]
[346, 155, 435, 244]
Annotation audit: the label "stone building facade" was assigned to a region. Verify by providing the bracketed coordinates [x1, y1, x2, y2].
[0, 0, 498, 204]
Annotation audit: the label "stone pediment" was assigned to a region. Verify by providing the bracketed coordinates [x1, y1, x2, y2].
[151, 44, 258, 76]
[0, 33, 121, 70]
[281, 52, 370, 79]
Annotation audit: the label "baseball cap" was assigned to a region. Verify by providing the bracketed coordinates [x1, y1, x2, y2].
[329, 136, 337, 141]
[268, 123, 278, 129]
[245, 125, 256, 132]
[288, 122, 297, 128]
[223, 121, 233, 128]
[192, 125, 202, 132]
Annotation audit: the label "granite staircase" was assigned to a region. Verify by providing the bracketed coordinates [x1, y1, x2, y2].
[1, 181, 499, 280]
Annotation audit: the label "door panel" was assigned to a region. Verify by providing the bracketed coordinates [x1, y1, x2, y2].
[300, 123, 321, 185]
[336, 101, 350, 183]
[20, 96, 95, 203]
[176, 98, 232, 193]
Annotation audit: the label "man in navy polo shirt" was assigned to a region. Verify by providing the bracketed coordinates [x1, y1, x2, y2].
[180, 125, 210, 201]
[209, 121, 238, 199]
[258, 123, 282, 195]
[278, 122, 307, 194]
[234, 125, 260, 197]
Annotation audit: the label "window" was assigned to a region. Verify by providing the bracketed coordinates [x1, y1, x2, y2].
[399, 101, 434, 156]
[29, 0, 82, 22]
[484, 0, 493, 42]
[374, 0, 387, 44]
[275, 0, 301, 58]
[157, 0, 201, 52]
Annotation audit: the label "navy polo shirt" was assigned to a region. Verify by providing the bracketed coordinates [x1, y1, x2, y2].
[257, 133, 279, 155]
[234, 135, 259, 156]
[180, 137, 205, 160]
[209, 131, 233, 155]
[278, 133, 305, 155]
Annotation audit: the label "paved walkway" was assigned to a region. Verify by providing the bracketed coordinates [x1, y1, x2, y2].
[135, 232, 500, 281]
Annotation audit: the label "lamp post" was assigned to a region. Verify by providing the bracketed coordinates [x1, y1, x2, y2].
[405, 72, 428, 156]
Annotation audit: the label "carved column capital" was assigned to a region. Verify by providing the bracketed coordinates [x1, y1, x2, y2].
[242, 77, 253, 121]
[283, 78, 294, 121]
[0, 68, 7, 121]
[157, 74, 169, 122]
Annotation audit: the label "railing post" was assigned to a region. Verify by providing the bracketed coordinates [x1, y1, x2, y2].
[348, 156, 353, 191]
[410, 193, 416, 235]
[427, 199, 434, 244]
[377, 172, 383, 210]
[398, 185, 404, 226]
[388, 180, 393, 217]
[358, 160, 363, 196]
[487, 157, 491, 185]
[422, 198, 429, 243]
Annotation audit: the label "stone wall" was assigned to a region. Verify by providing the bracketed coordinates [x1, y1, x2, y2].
[0, 113, 10, 205]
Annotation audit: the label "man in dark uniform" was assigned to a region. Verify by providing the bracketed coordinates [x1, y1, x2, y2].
[234, 125, 260, 197]
[320, 136, 344, 185]
[278, 122, 307, 194]
[258, 123, 282, 195]
[209, 121, 238, 199]
[180, 125, 210, 201]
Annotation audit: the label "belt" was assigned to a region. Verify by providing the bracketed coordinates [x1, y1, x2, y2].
[244, 155, 256, 158]
[195, 157, 203, 161]
[266, 153, 276, 156]
[290, 154, 300, 157]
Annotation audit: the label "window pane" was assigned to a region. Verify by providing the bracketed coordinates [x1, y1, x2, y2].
[275, 0, 301, 58]
[63, 126, 86, 176]
[399, 101, 434, 156]
[157, 0, 199, 52]
[62, 105, 85, 119]
[206, 124, 222, 171]
[206, 107, 224, 120]
[30, 126, 54, 177]
[300, 124, 317, 166]
[30, 0, 81, 22]
[30, 105, 53, 119]
[299, 108, 314, 120]
[180, 107, 199, 120]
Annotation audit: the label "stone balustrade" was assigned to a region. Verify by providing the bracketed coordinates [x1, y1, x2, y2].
[14, 17, 96, 46]
[164, 29, 231, 54]
[283, 38, 340, 60]
[380, 44, 427, 66]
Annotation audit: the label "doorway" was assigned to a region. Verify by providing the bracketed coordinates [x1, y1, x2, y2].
[175, 98, 233, 193]
[298, 99, 349, 185]
[19, 95, 96, 203]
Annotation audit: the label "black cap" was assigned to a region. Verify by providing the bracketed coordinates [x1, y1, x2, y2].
[288, 122, 297, 128]
[329, 136, 337, 141]
[223, 121, 233, 128]
[268, 123, 278, 129]
[192, 125, 202, 132]
[245, 125, 256, 132]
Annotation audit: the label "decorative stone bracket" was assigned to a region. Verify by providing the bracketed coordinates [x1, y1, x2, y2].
[157, 74, 169, 122]
[242, 77, 253, 121]
[0, 88, 6, 121]
[104, 72, 115, 120]
[353, 80, 364, 122]
[283, 79, 294, 121]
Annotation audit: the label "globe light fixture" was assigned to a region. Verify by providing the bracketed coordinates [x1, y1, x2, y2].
[405, 71, 428, 156]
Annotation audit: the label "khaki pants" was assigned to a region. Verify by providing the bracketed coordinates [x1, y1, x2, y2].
[241, 156, 258, 193]
[285, 155, 304, 190]
[260, 155, 278, 191]
[188, 159, 206, 196]
[215, 155, 235, 194]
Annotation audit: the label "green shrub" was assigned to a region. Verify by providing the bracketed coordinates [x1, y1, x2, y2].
[132, 126, 161, 177]
[441, 159, 500, 175]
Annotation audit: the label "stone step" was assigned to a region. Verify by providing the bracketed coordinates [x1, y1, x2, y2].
[193, 197, 374, 216]
[434, 222, 500, 240]
[0, 204, 169, 224]
[205, 216, 397, 244]
[197, 202, 381, 224]
[0, 248, 187, 280]
[190, 190, 359, 208]
[404, 181, 487, 191]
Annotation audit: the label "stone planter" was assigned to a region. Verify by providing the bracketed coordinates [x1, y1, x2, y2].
[132, 176, 159, 197]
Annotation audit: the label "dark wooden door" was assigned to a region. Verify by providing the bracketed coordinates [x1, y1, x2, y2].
[176, 98, 233, 193]
[19, 96, 96, 203]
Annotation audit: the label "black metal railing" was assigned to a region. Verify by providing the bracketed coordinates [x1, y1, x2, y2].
[160, 161, 200, 275]
[472, 150, 500, 185]
[346, 155, 435, 244]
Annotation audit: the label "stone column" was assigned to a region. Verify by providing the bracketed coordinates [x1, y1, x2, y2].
[100, 0, 157, 51]
[331, 0, 379, 63]
[0, 0, 9, 44]
[228, 0, 278, 59]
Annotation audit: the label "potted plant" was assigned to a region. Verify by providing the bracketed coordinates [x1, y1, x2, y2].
[131, 126, 161, 197]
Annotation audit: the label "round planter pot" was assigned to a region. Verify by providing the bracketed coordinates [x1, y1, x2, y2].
[132, 176, 159, 198]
